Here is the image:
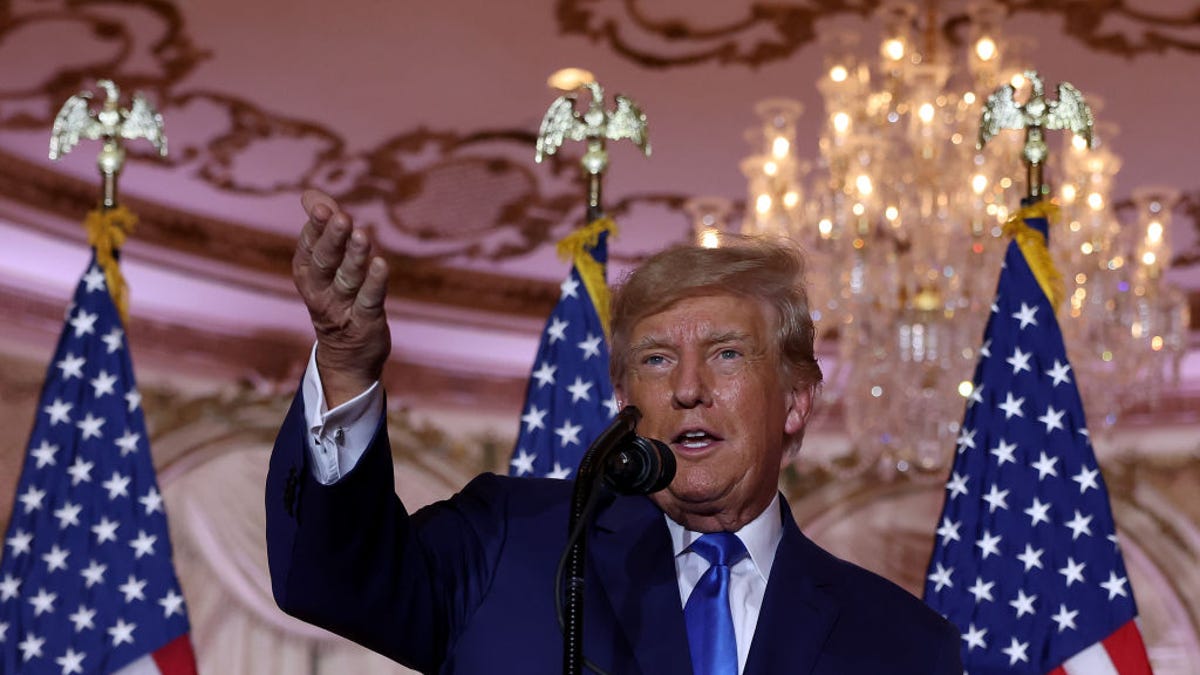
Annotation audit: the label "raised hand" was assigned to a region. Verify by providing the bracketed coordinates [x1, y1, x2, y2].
[293, 189, 391, 407]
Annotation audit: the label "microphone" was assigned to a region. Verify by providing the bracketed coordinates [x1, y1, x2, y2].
[604, 435, 675, 495]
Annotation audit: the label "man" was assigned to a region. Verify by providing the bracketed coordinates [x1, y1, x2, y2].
[266, 190, 962, 674]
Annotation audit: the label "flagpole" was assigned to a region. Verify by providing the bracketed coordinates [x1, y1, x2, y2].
[533, 70, 651, 675]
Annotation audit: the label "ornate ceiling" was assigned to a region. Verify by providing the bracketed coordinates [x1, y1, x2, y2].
[0, 0, 1197, 411]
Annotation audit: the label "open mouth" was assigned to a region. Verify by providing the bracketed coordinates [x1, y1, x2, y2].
[673, 429, 722, 450]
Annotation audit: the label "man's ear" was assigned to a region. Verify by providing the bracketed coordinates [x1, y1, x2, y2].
[783, 383, 815, 436]
[613, 383, 627, 411]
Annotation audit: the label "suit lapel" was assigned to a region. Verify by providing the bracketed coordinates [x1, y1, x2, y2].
[743, 499, 840, 675]
[589, 493, 693, 675]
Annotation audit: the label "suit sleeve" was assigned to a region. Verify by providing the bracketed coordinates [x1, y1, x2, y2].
[265, 389, 508, 672]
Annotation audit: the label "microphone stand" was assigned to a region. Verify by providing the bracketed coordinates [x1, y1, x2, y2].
[561, 406, 642, 675]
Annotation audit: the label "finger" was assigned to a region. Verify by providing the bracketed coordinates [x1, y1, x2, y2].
[331, 228, 371, 298]
[301, 188, 340, 220]
[308, 211, 353, 281]
[354, 256, 390, 317]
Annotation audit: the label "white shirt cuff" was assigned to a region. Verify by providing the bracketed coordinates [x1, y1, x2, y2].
[301, 344, 384, 485]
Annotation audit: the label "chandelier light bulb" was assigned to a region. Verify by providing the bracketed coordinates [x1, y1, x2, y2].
[974, 37, 997, 62]
[918, 103, 936, 124]
[882, 38, 905, 62]
[1087, 192, 1104, 210]
[699, 228, 721, 249]
[756, 194, 773, 213]
[772, 136, 790, 158]
[832, 112, 851, 134]
[855, 174, 873, 195]
[830, 65, 849, 82]
[971, 174, 988, 195]
[1142, 251, 1157, 266]
[1010, 72, 1026, 89]
[1147, 220, 1163, 243]
[783, 191, 800, 208]
[1072, 134, 1089, 151]
[1061, 183, 1077, 202]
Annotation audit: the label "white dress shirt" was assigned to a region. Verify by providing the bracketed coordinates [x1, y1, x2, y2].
[301, 352, 783, 673]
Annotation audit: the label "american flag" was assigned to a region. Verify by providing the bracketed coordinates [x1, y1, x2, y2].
[508, 221, 620, 480]
[923, 207, 1153, 674]
[1, 253, 197, 674]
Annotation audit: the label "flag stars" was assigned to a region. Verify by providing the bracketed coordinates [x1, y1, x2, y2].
[76, 413, 105, 440]
[1002, 637, 1030, 666]
[108, 618, 136, 646]
[1046, 359, 1072, 386]
[997, 393, 1025, 420]
[69, 309, 99, 338]
[31, 440, 59, 468]
[1038, 405, 1066, 433]
[42, 545, 70, 573]
[1009, 589, 1037, 618]
[962, 623, 987, 651]
[936, 517, 961, 545]
[521, 405, 547, 433]
[927, 563, 954, 592]
[67, 457, 94, 485]
[1101, 571, 1129, 600]
[44, 398, 73, 426]
[975, 530, 1002, 559]
[159, 589, 186, 618]
[546, 317, 568, 344]
[82, 266, 106, 292]
[982, 484, 1010, 513]
[1051, 604, 1079, 632]
[92, 517, 120, 544]
[102, 472, 131, 499]
[531, 362, 556, 388]
[56, 353, 85, 380]
[946, 472, 969, 498]
[989, 439, 1018, 466]
[1011, 302, 1039, 329]
[6, 530, 33, 558]
[1006, 346, 1032, 375]
[1017, 544, 1045, 572]
[559, 277, 580, 299]
[1073, 466, 1100, 494]
[1058, 557, 1086, 587]
[1024, 497, 1052, 527]
[118, 575, 147, 602]
[968, 383, 984, 407]
[56, 647, 86, 674]
[138, 487, 164, 516]
[577, 333, 602, 360]
[0, 573, 21, 600]
[1031, 451, 1060, 480]
[967, 577, 995, 603]
[0, 621, 6, 643]
[979, 339, 992, 358]
[546, 462, 572, 480]
[554, 419, 583, 447]
[90, 369, 118, 398]
[1066, 510, 1094, 540]
[510, 448, 535, 476]
[18, 633, 44, 661]
[603, 394, 621, 419]
[80, 560, 107, 588]
[18, 485, 46, 513]
[101, 327, 124, 354]
[566, 376, 594, 403]
[53, 502, 82, 529]
[29, 588, 57, 616]
[125, 388, 142, 413]
[68, 605, 96, 632]
[955, 428, 977, 453]
[115, 429, 141, 456]
[129, 530, 158, 559]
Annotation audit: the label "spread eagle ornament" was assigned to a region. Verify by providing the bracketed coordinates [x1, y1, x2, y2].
[979, 70, 1094, 197]
[49, 79, 167, 161]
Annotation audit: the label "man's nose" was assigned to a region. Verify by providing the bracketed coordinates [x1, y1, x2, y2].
[671, 356, 712, 408]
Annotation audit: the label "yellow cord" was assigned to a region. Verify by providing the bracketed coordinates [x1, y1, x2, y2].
[556, 216, 617, 337]
[1003, 201, 1063, 311]
[84, 206, 138, 324]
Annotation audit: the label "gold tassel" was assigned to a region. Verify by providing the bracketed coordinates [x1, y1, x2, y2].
[556, 216, 617, 337]
[1003, 202, 1063, 311]
[84, 206, 138, 324]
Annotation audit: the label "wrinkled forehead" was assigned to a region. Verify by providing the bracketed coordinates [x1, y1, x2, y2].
[627, 292, 779, 344]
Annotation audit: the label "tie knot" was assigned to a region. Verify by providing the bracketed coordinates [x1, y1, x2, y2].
[690, 532, 748, 567]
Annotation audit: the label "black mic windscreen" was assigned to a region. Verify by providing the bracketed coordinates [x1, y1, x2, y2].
[604, 436, 675, 495]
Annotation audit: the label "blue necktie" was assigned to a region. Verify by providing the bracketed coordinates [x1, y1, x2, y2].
[684, 532, 748, 675]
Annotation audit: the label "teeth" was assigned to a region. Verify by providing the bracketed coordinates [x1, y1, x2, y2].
[684, 431, 705, 438]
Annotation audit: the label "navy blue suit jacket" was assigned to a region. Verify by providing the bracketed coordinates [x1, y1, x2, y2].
[266, 392, 962, 674]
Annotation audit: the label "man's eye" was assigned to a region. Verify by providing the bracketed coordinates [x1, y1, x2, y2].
[718, 349, 741, 360]
[643, 354, 666, 366]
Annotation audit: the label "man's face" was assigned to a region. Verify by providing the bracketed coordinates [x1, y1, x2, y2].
[615, 293, 812, 532]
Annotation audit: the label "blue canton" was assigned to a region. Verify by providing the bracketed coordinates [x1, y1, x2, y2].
[1, 256, 193, 674]
[923, 215, 1141, 672]
[509, 233, 618, 479]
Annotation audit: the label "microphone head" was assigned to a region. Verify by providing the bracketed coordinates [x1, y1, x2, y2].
[604, 436, 676, 495]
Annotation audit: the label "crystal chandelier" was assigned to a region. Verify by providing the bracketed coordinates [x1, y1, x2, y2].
[691, 0, 1189, 479]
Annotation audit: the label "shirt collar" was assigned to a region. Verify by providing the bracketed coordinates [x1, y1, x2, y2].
[664, 493, 784, 583]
